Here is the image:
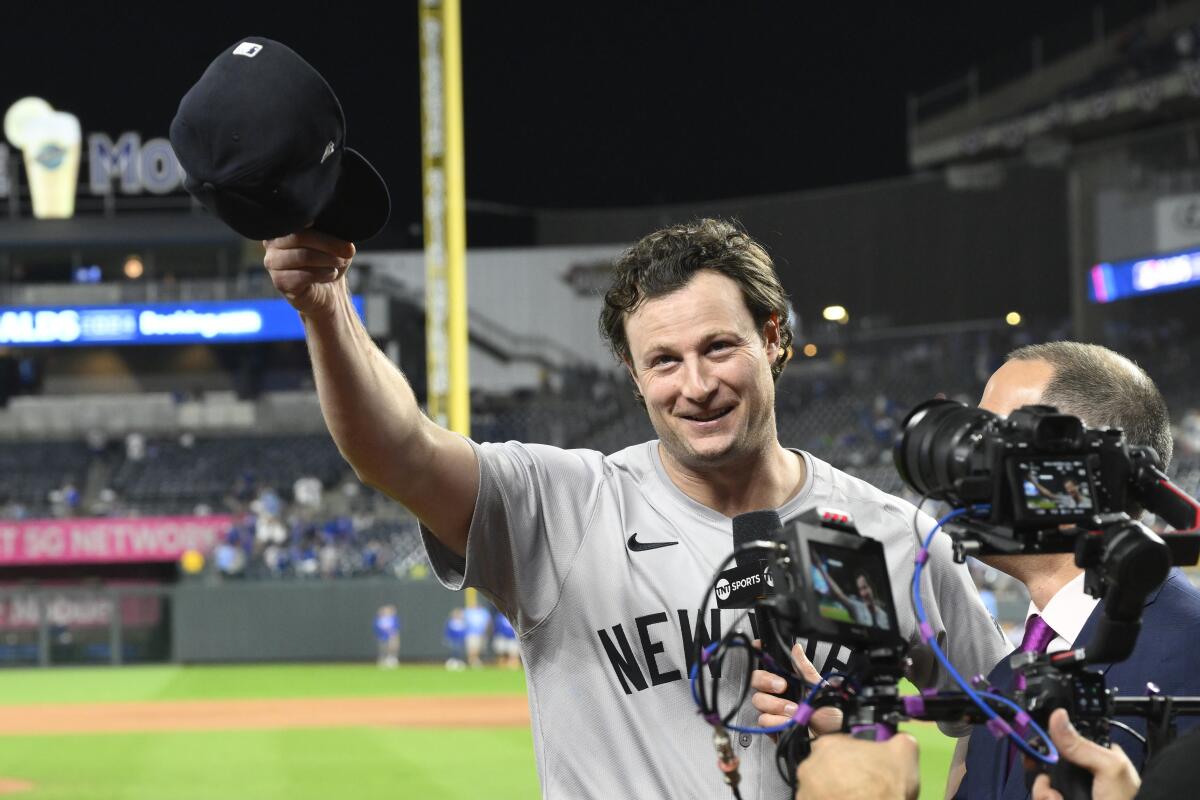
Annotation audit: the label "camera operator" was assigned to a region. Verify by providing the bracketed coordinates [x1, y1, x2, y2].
[1031, 707, 1200, 800]
[788, 706, 1200, 800]
[793, 733, 920, 800]
[1029, 709, 1141, 800]
[953, 342, 1200, 800]
[753, 341, 1200, 799]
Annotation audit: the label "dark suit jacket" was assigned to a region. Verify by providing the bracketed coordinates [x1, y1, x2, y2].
[954, 569, 1200, 800]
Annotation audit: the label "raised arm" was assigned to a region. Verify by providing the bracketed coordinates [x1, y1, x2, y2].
[263, 230, 478, 556]
[815, 559, 853, 610]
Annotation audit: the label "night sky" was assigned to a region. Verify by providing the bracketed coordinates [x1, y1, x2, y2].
[4, 1, 1100, 236]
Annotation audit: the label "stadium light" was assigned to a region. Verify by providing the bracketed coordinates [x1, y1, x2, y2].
[124, 255, 144, 279]
[802, 343, 818, 357]
[1005, 311, 1022, 326]
[822, 305, 848, 323]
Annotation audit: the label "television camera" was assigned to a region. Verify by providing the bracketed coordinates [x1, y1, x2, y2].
[693, 402, 1200, 799]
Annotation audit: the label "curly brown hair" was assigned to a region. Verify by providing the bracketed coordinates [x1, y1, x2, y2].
[599, 218, 794, 381]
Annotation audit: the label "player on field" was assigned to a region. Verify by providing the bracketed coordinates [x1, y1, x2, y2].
[491, 611, 519, 669]
[264, 217, 1008, 799]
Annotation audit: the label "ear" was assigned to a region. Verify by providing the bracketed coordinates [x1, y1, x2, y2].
[762, 313, 781, 361]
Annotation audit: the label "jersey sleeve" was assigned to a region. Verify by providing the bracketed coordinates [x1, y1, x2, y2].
[420, 439, 606, 633]
[909, 508, 1012, 736]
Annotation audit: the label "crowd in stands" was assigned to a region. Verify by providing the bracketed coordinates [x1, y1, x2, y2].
[3, 321, 1199, 598]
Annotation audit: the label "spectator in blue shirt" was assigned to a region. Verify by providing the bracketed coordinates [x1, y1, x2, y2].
[373, 605, 400, 668]
[443, 608, 467, 671]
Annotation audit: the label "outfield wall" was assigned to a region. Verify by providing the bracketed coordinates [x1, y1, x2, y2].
[173, 579, 462, 663]
[0, 580, 465, 667]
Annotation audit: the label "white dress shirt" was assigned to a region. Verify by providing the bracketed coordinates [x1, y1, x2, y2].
[1026, 571, 1100, 653]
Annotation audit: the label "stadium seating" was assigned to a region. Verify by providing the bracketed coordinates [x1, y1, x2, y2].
[108, 433, 354, 514]
[3, 322, 1198, 592]
[0, 439, 92, 517]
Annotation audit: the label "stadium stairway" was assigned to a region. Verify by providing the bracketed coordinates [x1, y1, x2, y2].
[82, 454, 113, 516]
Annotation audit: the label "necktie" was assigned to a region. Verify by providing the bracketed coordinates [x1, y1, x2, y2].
[1014, 613, 1057, 691]
[1007, 613, 1059, 776]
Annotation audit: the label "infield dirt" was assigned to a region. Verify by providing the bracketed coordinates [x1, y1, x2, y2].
[0, 695, 530, 735]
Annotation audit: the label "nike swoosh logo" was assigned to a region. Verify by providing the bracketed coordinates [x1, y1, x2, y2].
[627, 533, 679, 552]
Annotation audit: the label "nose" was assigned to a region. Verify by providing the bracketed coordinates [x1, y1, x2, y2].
[680, 356, 717, 404]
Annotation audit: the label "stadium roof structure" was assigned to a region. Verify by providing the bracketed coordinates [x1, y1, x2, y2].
[909, 0, 1200, 169]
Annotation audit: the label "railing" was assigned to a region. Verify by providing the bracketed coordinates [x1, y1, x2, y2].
[908, 0, 1185, 130]
[0, 274, 277, 306]
[0, 391, 329, 440]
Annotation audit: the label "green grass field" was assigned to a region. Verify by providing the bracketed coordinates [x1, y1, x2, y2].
[0, 664, 955, 799]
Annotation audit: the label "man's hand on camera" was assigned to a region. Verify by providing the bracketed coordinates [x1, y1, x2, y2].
[794, 733, 919, 800]
[1029, 709, 1140, 800]
[751, 642, 843, 734]
[262, 230, 355, 319]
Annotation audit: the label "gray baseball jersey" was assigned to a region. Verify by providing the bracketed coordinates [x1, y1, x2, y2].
[422, 439, 1010, 799]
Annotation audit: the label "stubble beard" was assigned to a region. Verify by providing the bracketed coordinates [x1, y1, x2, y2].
[654, 402, 776, 475]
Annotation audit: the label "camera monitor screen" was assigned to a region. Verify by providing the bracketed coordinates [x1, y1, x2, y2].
[809, 541, 894, 633]
[1016, 458, 1095, 518]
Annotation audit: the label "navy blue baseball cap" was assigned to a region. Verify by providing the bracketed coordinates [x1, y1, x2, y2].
[170, 36, 390, 242]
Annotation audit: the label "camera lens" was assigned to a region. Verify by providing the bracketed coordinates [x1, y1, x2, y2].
[894, 399, 997, 501]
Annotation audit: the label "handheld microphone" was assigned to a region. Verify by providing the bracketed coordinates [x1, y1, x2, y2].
[731, 510, 796, 685]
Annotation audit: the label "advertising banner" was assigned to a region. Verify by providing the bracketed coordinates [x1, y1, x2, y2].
[0, 515, 234, 565]
[1089, 247, 1200, 304]
[0, 590, 163, 630]
[0, 296, 364, 347]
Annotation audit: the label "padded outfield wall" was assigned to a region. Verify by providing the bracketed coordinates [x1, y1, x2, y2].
[172, 578, 462, 663]
[1, 579, 464, 666]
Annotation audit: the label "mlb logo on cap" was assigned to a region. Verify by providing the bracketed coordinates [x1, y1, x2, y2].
[232, 42, 263, 58]
[170, 36, 390, 242]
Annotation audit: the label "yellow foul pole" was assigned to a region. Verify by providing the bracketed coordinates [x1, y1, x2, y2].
[419, 0, 474, 606]
[418, 0, 470, 438]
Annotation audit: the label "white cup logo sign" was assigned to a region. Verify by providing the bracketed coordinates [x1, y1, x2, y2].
[3, 97, 82, 219]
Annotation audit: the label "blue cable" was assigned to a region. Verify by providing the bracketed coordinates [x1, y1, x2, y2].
[689, 508, 1062, 761]
[911, 506, 1058, 764]
[689, 641, 720, 708]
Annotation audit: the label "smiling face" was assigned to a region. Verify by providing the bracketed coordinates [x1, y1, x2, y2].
[624, 270, 781, 473]
[855, 574, 875, 604]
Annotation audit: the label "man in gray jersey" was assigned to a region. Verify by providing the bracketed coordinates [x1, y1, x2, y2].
[263, 218, 1008, 799]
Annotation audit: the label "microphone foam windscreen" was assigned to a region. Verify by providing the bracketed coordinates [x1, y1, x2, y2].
[732, 510, 783, 548]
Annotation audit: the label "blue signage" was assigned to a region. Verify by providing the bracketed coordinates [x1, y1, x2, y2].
[1089, 249, 1200, 304]
[0, 297, 364, 347]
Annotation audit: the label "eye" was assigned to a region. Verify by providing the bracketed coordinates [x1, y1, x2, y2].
[651, 354, 678, 368]
[708, 341, 732, 353]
